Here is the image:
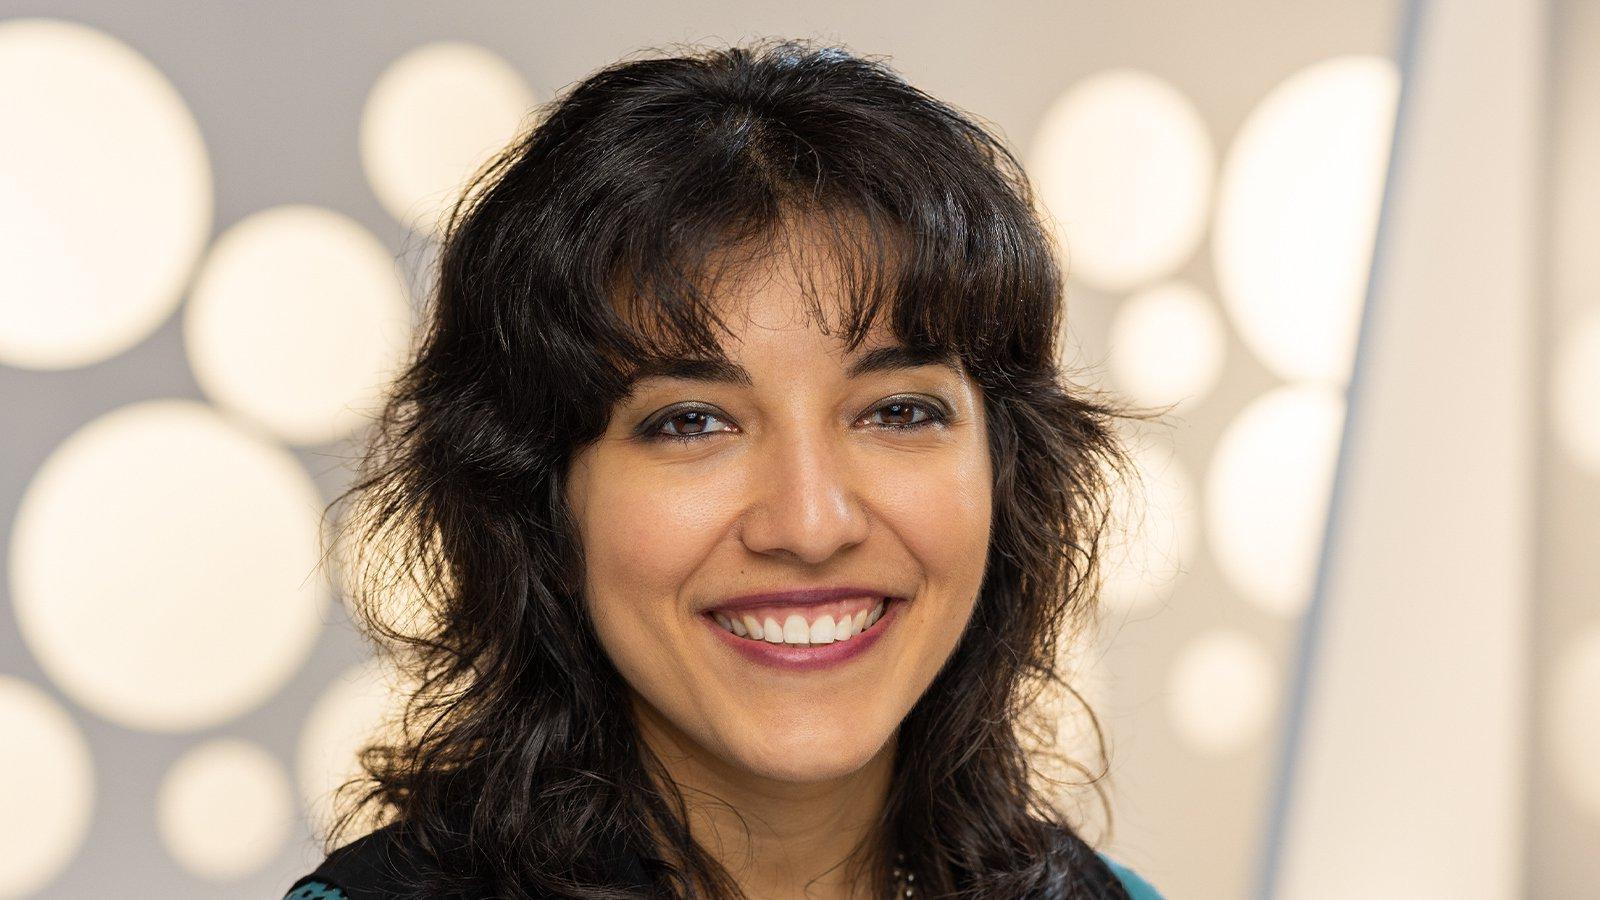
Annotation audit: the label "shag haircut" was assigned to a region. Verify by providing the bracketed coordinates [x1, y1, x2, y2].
[325, 37, 1144, 899]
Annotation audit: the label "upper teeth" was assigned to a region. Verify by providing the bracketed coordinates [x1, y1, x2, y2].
[712, 598, 887, 645]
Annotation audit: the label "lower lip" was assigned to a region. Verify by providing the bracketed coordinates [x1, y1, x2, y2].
[702, 599, 901, 672]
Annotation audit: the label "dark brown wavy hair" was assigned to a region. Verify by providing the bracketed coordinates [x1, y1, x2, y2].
[322, 37, 1145, 899]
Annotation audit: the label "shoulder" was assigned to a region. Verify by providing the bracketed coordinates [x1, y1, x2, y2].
[284, 821, 481, 900]
[1094, 852, 1166, 900]
[285, 814, 652, 897]
[283, 878, 346, 899]
[1031, 816, 1164, 898]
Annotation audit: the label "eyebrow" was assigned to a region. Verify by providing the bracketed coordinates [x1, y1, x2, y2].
[620, 344, 962, 399]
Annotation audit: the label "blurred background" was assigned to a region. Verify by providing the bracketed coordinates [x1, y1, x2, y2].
[0, 0, 1591, 896]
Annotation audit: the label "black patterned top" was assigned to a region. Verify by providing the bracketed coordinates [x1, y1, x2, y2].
[284, 828, 1163, 899]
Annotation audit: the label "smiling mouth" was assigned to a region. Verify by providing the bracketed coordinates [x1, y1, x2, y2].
[706, 596, 890, 646]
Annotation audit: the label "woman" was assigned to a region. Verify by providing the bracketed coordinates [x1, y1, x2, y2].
[286, 38, 1164, 899]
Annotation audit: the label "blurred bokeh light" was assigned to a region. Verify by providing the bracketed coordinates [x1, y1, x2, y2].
[9, 400, 329, 731]
[1030, 68, 1214, 293]
[1212, 55, 1398, 386]
[0, 18, 211, 370]
[0, 676, 93, 897]
[156, 738, 295, 881]
[184, 204, 415, 446]
[360, 40, 538, 236]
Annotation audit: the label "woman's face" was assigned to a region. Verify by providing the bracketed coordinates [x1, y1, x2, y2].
[564, 253, 992, 786]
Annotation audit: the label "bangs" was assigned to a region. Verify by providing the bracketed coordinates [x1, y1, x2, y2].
[601, 200, 926, 375]
[550, 80, 1059, 392]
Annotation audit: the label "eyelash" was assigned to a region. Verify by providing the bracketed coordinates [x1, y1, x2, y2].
[643, 398, 949, 444]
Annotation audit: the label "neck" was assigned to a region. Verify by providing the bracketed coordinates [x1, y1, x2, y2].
[632, 696, 896, 900]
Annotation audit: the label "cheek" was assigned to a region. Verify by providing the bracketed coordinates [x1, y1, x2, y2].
[572, 460, 728, 686]
[575, 511, 685, 721]
[576, 463, 718, 602]
[868, 442, 993, 582]
[866, 439, 993, 691]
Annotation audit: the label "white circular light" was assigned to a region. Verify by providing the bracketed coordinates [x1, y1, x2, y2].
[1205, 384, 1345, 617]
[1213, 55, 1399, 385]
[361, 41, 537, 236]
[9, 400, 331, 731]
[1029, 68, 1214, 293]
[0, 676, 94, 898]
[156, 738, 293, 881]
[1548, 624, 1600, 817]
[297, 660, 411, 838]
[184, 205, 414, 446]
[1166, 628, 1277, 756]
[1552, 307, 1600, 473]
[0, 17, 212, 369]
[1109, 281, 1227, 411]
[1101, 433, 1198, 615]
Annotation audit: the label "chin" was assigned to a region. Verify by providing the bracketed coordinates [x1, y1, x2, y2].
[722, 719, 890, 784]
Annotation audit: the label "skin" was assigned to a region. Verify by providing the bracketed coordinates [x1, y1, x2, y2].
[564, 242, 993, 899]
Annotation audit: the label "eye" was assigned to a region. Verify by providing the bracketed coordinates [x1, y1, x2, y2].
[649, 407, 733, 443]
[861, 398, 946, 430]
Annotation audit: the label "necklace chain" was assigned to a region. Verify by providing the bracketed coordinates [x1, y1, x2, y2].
[889, 851, 917, 898]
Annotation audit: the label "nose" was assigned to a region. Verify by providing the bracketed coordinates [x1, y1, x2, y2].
[737, 423, 870, 564]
